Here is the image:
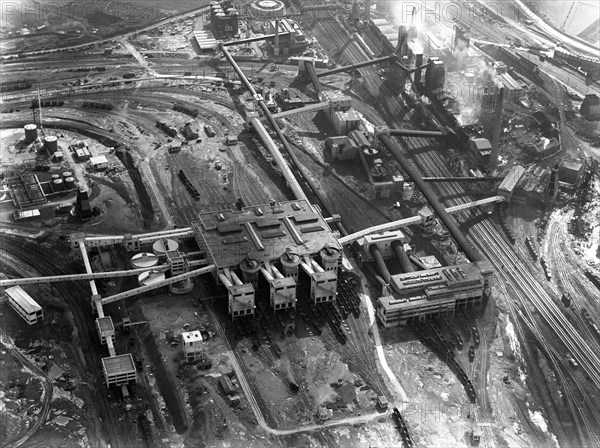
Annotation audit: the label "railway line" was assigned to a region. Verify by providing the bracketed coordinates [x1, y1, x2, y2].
[407, 136, 600, 446]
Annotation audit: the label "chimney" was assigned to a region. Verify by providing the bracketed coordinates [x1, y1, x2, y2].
[414, 53, 423, 92]
[363, 0, 371, 22]
[274, 19, 280, 56]
[488, 87, 505, 172]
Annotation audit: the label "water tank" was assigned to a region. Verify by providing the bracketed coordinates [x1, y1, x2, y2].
[320, 245, 341, 271]
[152, 239, 179, 257]
[138, 270, 165, 287]
[279, 249, 300, 279]
[64, 177, 76, 189]
[131, 252, 159, 269]
[53, 178, 64, 190]
[240, 257, 261, 286]
[24, 124, 37, 141]
[44, 135, 58, 153]
[62, 171, 73, 179]
[51, 174, 60, 180]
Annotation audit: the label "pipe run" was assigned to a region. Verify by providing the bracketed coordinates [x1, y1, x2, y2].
[391, 240, 414, 273]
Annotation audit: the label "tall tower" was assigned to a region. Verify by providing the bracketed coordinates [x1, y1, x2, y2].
[363, 0, 371, 21]
[488, 87, 505, 172]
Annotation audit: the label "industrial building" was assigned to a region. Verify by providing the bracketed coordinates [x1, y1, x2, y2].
[5, 285, 44, 325]
[181, 330, 204, 362]
[101, 354, 137, 387]
[580, 94, 600, 120]
[558, 160, 584, 188]
[264, 18, 307, 55]
[376, 261, 494, 327]
[497, 165, 526, 201]
[210, 1, 239, 39]
[192, 199, 342, 316]
[193, 30, 218, 51]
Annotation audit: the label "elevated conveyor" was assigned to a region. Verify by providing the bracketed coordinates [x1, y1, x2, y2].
[317, 56, 394, 77]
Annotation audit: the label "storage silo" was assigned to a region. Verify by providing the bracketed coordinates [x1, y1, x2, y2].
[44, 135, 58, 153]
[227, 8, 239, 35]
[64, 177, 76, 189]
[62, 171, 73, 179]
[319, 245, 341, 271]
[240, 257, 260, 286]
[279, 249, 300, 279]
[24, 124, 38, 142]
[53, 178, 64, 191]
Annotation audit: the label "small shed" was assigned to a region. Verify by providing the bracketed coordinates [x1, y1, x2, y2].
[90, 155, 109, 170]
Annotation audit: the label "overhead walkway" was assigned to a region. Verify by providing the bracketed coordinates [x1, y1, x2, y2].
[317, 55, 394, 77]
[422, 176, 504, 183]
[338, 196, 505, 246]
[222, 32, 289, 47]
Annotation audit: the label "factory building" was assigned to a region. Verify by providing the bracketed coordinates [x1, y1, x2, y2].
[326, 136, 358, 161]
[497, 164, 526, 201]
[192, 200, 342, 317]
[469, 138, 492, 160]
[264, 18, 307, 54]
[580, 94, 600, 120]
[193, 30, 218, 52]
[376, 261, 494, 327]
[210, 2, 239, 39]
[558, 160, 584, 189]
[5, 285, 43, 325]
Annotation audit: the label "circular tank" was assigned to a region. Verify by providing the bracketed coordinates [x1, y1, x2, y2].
[24, 124, 38, 141]
[240, 257, 260, 285]
[363, 147, 379, 159]
[464, 72, 475, 82]
[44, 135, 58, 153]
[51, 174, 60, 180]
[62, 171, 73, 179]
[64, 177, 76, 189]
[320, 245, 341, 271]
[152, 239, 179, 256]
[279, 249, 300, 278]
[131, 252, 159, 269]
[53, 178, 64, 190]
[138, 270, 165, 286]
[251, 0, 285, 19]
[370, 164, 388, 179]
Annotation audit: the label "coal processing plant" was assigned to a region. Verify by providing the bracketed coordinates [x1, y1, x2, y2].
[1, 1, 600, 448]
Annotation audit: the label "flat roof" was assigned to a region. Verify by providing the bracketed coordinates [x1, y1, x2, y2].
[90, 155, 108, 164]
[559, 160, 583, 172]
[97, 316, 114, 331]
[102, 354, 136, 376]
[193, 200, 341, 270]
[5, 286, 41, 313]
[182, 330, 202, 342]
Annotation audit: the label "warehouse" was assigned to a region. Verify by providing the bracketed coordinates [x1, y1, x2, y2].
[5, 285, 43, 325]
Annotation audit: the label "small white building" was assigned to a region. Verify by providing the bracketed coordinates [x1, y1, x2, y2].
[90, 155, 109, 170]
[181, 330, 203, 362]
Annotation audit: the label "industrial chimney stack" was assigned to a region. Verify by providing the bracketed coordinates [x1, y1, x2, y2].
[363, 0, 371, 22]
[274, 19, 280, 56]
[488, 87, 505, 172]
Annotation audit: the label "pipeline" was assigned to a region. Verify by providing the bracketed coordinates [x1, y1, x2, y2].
[391, 240, 414, 273]
[380, 134, 483, 262]
[369, 244, 391, 283]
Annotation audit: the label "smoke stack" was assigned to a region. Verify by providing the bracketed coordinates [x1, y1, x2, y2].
[414, 53, 423, 92]
[274, 19, 280, 56]
[351, 0, 358, 21]
[489, 87, 504, 172]
[363, 0, 371, 21]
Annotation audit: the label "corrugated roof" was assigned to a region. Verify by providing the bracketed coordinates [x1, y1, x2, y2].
[498, 165, 526, 192]
[6, 286, 41, 314]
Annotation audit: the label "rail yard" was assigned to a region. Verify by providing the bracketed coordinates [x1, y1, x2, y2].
[1, 1, 599, 447]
